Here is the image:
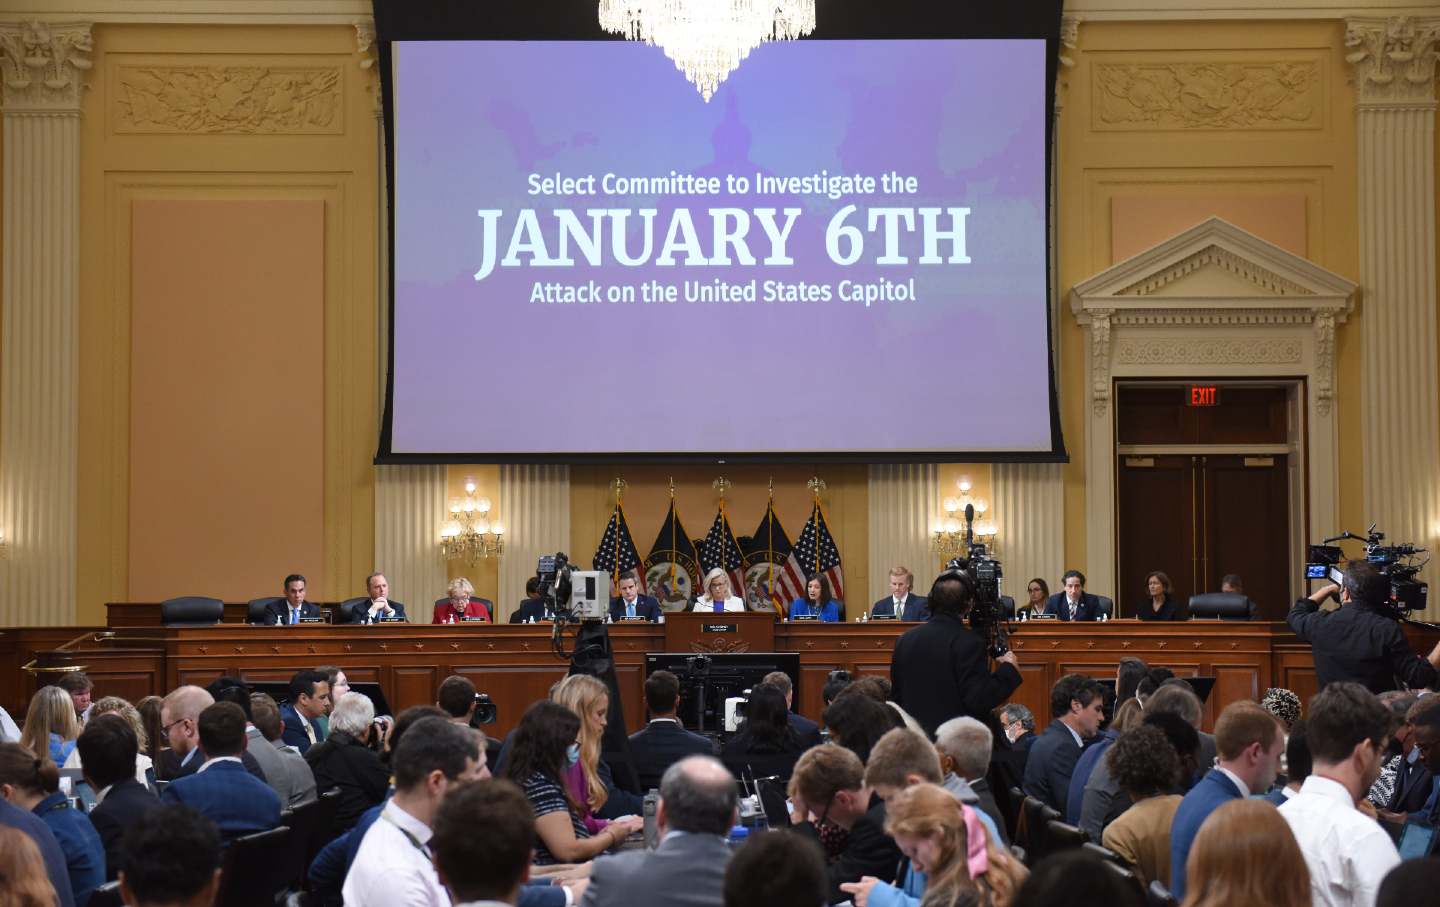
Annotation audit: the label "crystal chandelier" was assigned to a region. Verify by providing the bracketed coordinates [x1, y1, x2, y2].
[439, 478, 505, 566]
[599, 0, 817, 101]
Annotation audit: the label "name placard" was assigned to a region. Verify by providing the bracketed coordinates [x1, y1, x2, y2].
[701, 623, 738, 633]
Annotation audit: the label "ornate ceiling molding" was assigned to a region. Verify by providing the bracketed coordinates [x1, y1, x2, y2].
[0, 20, 92, 111]
[1345, 16, 1440, 105]
[1115, 245, 1314, 297]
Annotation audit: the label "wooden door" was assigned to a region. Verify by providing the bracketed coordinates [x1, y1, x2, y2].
[1117, 455, 1195, 617]
[1201, 454, 1290, 619]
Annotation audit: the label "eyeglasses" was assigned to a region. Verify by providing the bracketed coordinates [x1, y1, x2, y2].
[160, 716, 191, 735]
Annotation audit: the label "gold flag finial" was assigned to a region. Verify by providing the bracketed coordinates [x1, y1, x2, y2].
[768, 476, 774, 499]
[668, 476, 676, 499]
[611, 477, 627, 504]
[807, 476, 827, 499]
[712, 475, 731, 499]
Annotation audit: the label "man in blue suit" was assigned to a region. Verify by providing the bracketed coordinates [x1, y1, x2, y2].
[870, 566, 929, 621]
[1169, 701, 1284, 901]
[162, 701, 282, 841]
[1043, 570, 1103, 621]
[510, 577, 552, 623]
[628, 670, 718, 790]
[280, 669, 331, 754]
[609, 570, 663, 622]
[1022, 674, 1105, 811]
[263, 573, 322, 625]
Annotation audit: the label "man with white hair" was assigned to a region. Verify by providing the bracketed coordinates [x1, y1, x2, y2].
[305, 691, 390, 832]
[935, 717, 1006, 844]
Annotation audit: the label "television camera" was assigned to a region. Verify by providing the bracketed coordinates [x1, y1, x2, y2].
[946, 502, 1010, 658]
[1306, 523, 1429, 622]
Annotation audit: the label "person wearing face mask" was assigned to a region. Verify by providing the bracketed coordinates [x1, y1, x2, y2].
[505, 701, 642, 866]
[998, 704, 1036, 754]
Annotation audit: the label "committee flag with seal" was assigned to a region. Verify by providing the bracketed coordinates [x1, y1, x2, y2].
[592, 502, 643, 588]
[699, 505, 747, 609]
[643, 500, 701, 612]
[777, 501, 845, 607]
[741, 501, 792, 615]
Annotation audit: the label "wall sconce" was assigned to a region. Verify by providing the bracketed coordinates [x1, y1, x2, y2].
[440, 478, 505, 566]
[0, 531, 8, 560]
[931, 476, 996, 556]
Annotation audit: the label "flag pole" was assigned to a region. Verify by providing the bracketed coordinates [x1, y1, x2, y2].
[807, 476, 826, 575]
[765, 477, 775, 604]
[668, 477, 677, 592]
[610, 477, 626, 587]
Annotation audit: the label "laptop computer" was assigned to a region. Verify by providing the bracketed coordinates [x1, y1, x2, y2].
[1397, 820, 1440, 860]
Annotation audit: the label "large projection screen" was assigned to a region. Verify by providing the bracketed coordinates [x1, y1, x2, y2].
[380, 13, 1063, 462]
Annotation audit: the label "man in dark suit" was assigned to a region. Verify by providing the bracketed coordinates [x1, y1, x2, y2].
[0, 798, 76, 906]
[280, 669, 331, 754]
[789, 745, 901, 904]
[1001, 703, 1038, 753]
[77, 713, 159, 881]
[1381, 697, 1440, 823]
[510, 577, 551, 623]
[890, 570, 1022, 737]
[609, 570, 663, 622]
[1043, 569, 1103, 621]
[628, 671, 717, 791]
[1022, 674, 1105, 811]
[935, 716, 1008, 845]
[761, 671, 823, 748]
[162, 702, 282, 841]
[344, 572, 407, 623]
[870, 566, 929, 621]
[156, 685, 267, 782]
[263, 573, 321, 625]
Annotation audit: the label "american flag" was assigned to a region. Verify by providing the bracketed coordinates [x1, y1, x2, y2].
[592, 502, 643, 587]
[699, 507, 746, 602]
[777, 502, 845, 607]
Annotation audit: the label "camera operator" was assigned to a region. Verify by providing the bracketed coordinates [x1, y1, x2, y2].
[1288, 560, 1440, 695]
[890, 570, 1021, 737]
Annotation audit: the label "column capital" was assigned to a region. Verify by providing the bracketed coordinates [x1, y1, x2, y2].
[1345, 16, 1440, 107]
[0, 21, 93, 112]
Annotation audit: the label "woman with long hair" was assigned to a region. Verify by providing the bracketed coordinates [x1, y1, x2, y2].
[0, 743, 104, 906]
[722, 684, 805, 781]
[1021, 579, 1048, 617]
[882, 782, 1027, 907]
[19, 687, 80, 767]
[1137, 571, 1182, 621]
[72, 697, 154, 787]
[1180, 798, 1309, 907]
[0, 827, 59, 907]
[789, 574, 841, 622]
[135, 695, 165, 766]
[693, 568, 745, 612]
[551, 673, 619, 829]
[503, 700, 640, 865]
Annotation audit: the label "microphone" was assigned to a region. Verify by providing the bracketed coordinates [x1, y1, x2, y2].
[965, 503, 975, 546]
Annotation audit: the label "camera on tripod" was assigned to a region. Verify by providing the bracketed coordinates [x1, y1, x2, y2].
[536, 553, 610, 622]
[1307, 523, 1429, 620]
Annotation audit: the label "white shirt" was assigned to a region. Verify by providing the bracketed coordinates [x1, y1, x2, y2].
[0, 706, 19, 742]
[198, 756, 243, 772]
[1278, 775, 1400, 907]
[692, 596, 744, 612]
[343, 799, 449, 907]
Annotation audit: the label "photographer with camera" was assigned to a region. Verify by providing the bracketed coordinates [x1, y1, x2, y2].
[1288, 560, 1440, 695]
[890, 570, 1021, 737]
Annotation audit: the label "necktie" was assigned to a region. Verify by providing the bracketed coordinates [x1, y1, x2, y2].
[290, 608, 297, 625]
[1069, 601, 1077, 620]
[627, 601, 635, 618]
[895, 598, 902, 614]
[304, 718, 316, 745]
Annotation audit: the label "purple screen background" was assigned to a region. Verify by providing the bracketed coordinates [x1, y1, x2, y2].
[393, 40, 1051, 455]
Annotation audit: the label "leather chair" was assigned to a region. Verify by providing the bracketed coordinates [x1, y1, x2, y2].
[340, 597, 405, 623]
[1021, 796, 1061, 861]
[432, 597, 493, 621]
[308, 787, 344, 860]
[1095, 596, 1114, 619]
[216, 825, 292, 907]
[1188, 593, 1256, 620]
[161, 596, 224, 626]
[1045, 818, 1090, 852]
[278, 795, 325, 889]
[88, 882, 124, 907]
[247, 596, 283, 625]
[1146, 879, 1178, 907]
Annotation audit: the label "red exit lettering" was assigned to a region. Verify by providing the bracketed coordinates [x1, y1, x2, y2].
[1188, 385, 1219, 407]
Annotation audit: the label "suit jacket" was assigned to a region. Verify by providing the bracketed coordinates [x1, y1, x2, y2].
[87, 778, 159, 880]
[578, 829, 732, 907]
[787, 711, 824, 749]
[1387, 753, 1433, 815]
[608, 594, 662, 623]
[1014, 730, 1038, 753]
[510, 598, 551, 623]
[1066, 729, 1118, 824]
[304, 731, 391, 833]
[170, 745, 268, 782]
[1022, 722, 1085, 812]
[1044, 591, 1103, 622]
[280, 703, 325, 755]
[1169, 768, 1246, 901]
[262, 599, 322, 625]
[871, 594, 930, 621]
[1, 798, 76, 907]
[344, 600, 407, 624]
[432, 598, 493, 623]
[32, 791, 105, 907]
[627, 719, 717, 791]
[890, 612, 1022, 737]
[245, 727, 316, 808]
[162, 759, 282, 840]
[793, 793, 901, 904]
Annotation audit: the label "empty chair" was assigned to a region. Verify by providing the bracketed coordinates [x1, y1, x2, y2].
[1096, 596, 1114, 619]
[248, 596, 283, 625]
[307, 788, 344, 865]
[278, 795, 324, 889]
[1188, 593, 1255, 620]
[161, 596, 224, 626]
[216, 825, 292, 907]
[1021, 796, 1061, 861]
[1046, 818, 1090, 853]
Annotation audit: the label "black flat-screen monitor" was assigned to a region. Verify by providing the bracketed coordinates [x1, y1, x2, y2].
[646, 652, 800, 732]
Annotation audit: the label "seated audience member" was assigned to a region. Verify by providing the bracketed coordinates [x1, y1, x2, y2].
[1261, 687, 1302, 733]
[1116, 657, 1150, 706]
[0, 743, 104, 905]
[788, 744, 901, 903]
[437, 674, 483, 726]
[135, 697, 164, 770]
[844, 783, 1026, 907]
[692, 568, 745, 613]
[721, 683, 804, 784]
[0, 780, 77, 907]
[1377, 858, 1440, 907]
[1280, 682, 1401, 907]
[350, 571, 406, 623]
[265, 573, 321, 626]
[342, 717, 485, 907]
[608, 570, 661, 622]
[313, 665, 351, 739]
[1267, 719, 1311, 806]
[304, 691, 389, 833]
[1371, 692, 1422, 811]
[505, 701, 642, 865]
[0, 825, 64, 907]
[864, 727, 1001, 846]
[432, 779, 535, 907]
[280, 669, 332, 754]
[1099, 725, 1184, 888]
[630, 670, 717, 791]
[871, 566, 929, 621]
[207, 677, 288, 792]
[511, 576, 550, 623]
[433, 576, 492, 623]
[553, 673, 643, 821]
[999, 703, 1037, 754]
[58, 674, 94, 727]
[155, 686, 212, 780]
[1389, 697, 1440, 825]
[116, 804, 221, 907]
[1180, 798, 1309, 907]
[161, 702, 281, 840]
[1169, 701, 1284, 902]
[789, 574, 842, 622]
[77, 714, 158, 881]
[1134, 667, 1176, 707]
[21, 687, 81, 767]
[934, 717, 1007, 844]
[724, 830, 827, 907]
[248, 692, 318, 808]
[1108, 698, 1144, 735]
[1065, 703, 1122, 824]
[1042, 570, 1102, 622]
[81, 697, 154, 787]
[1011, 850, 1142, 907]
[823, 672, 853, 709]
[1137, 571, 1183, 621]
[761, 671, 824, 748]
[824, 690, 903, 765]
[0, 703, 20, 743]
[841, 675, 926, 737]
[579, 756, 737, 907]
[1022, 673, 1104, 811]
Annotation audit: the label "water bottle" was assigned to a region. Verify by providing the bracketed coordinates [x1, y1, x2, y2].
[643, 790, 660, 850]
[727, 825, 750, 849]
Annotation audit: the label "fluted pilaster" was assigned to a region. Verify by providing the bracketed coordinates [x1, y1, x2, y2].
[993, 463, 1065, 607]
[866, 464, 939, 609]
[0, 22, 91, 626]
[497, 465, 570, 622]
[374, 465, 447, 612]
[1347, 16, 1440, 619]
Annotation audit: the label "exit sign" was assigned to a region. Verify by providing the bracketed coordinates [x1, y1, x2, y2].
[1188, 385, 1220, 407]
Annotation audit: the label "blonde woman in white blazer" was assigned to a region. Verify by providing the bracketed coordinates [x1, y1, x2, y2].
[692, 568, 746, 612]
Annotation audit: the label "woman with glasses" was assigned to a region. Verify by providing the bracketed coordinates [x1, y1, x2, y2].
[693, 568, 745, 613]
